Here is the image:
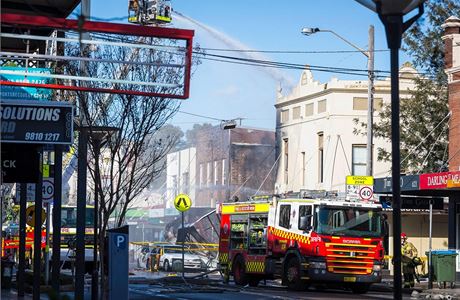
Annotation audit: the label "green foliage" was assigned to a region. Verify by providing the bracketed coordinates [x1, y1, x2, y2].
[371, 0, 460, 173]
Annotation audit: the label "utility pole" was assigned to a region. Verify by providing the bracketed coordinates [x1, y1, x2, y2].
[366, 25, 375, 176]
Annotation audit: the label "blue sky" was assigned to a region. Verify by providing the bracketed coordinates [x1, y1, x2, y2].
[89, 0, 412, 131]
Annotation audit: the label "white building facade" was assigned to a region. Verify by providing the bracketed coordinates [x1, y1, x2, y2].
[165, 147, 197, 209]
[275, 66, 417, 194]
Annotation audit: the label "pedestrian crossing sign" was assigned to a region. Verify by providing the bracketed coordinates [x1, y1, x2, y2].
[174, 194, 192, 212]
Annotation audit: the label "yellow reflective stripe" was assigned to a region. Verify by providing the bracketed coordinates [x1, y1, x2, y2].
[221, 203, 270, 214]
[270, 227, 310, 244]
[245, 261, 265, 273]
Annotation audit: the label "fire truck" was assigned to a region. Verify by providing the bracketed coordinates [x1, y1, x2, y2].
[218, 194, 384, 294]
[2, 205, 96, 273]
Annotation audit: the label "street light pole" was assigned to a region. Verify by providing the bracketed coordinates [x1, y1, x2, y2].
[354, 1, 425, 299]
[86, 126, 119, 300]
[366, 26, 375, 176]
[301, 26, 375, 176]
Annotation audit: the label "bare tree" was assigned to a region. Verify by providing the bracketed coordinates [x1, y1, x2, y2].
[64, 33, 199, 296]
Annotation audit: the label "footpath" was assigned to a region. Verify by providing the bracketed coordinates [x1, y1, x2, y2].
[373, 278, 460, 299]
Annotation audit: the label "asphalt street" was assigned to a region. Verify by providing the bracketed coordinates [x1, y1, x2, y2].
[128, 282, 410, 300]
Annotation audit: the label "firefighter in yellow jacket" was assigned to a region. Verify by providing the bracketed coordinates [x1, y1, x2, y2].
[401, 232, 418, 288]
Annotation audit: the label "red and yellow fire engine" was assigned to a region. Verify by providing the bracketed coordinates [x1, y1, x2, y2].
[218, 194, 384, 294]
[2, 227, 46, 257]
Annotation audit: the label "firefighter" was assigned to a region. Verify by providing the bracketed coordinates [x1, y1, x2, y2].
[401, 232, 418, 288]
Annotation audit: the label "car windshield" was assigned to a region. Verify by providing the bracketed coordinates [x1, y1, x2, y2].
[315, 206, 382, 238]
[61, 207, 94, 228]
[163, 246, 183, 254]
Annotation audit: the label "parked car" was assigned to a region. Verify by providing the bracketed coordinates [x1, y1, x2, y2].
[155, 244, 206, 272]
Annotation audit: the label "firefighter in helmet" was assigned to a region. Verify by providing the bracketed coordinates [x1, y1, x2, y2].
[401, 232, 418, 288]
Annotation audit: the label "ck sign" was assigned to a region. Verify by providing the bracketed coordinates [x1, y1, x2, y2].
[1, 144, 39, 183]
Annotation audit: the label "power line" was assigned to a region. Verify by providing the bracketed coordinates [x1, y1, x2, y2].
[201, 48, 390, 55]
[64, 31, 437, 80]
[176, 110, 224, 122]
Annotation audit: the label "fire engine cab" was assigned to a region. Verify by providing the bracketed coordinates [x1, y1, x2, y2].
[218, 194, 384, 294]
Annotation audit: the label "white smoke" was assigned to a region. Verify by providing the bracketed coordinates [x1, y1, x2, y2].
[173, 11, 295, 89]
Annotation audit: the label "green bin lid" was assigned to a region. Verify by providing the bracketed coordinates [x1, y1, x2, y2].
[429, 250, 457, 255]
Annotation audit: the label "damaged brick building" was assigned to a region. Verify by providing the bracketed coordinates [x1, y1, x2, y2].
[166, 126, 276, 209]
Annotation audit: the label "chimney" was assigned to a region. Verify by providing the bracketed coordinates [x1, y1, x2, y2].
[443, 16, 460, 171]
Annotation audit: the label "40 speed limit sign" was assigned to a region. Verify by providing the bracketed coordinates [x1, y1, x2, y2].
[42, 178, 54, 202]
[359, 186, 373, 201]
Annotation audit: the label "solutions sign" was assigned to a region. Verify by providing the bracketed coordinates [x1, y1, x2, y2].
[1, 100, 74, 145]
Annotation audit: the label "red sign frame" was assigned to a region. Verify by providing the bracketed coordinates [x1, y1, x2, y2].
[1, 13, 194, 99]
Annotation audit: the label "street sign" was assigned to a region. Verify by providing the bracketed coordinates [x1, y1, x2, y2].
[359, 186, 373, 201]
[16, 178, 54, 203]
[174, 194, 192, 212]
[25, 205, 46, 227]
[346, 175, 374, 201]
[107, 226, 129, 300]
[346, 176, 374, 185]
[42, 178, 54, 202]
[0, 100, 74, 145]
[15, 184, 35, 202]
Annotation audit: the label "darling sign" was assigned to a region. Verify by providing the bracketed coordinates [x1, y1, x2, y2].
[419, 171, 460, 189]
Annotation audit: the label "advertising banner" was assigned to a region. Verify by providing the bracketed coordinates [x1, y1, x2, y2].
[374, 175, 420, 193]
[0, 67, 52, 101]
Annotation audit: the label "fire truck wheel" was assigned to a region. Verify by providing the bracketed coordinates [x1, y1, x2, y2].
[233, 256, 249, 286]
[285, 257, 306, 291]
[350, 283, 370, 294]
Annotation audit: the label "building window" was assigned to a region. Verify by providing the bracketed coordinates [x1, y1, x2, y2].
[353, 97, 384, 111]
[199, 163, 204, 188]
[353, 97, 367, 110]
[182, 172, 190, 194]
[283, 138, 289, 185]
[207, 162, 212, 186]
[214, 161, 219, 185]
[318, 99, 327, 113]
[318, 132, 324, 183]
[222, 159, 227, 185]
[305, 103, 314, 117]
[301, 151, 306, 187]
[281, 109, 289, 123]
[293, 106, 301, 120]
[172, 175, 178, 196]
[279, 205, 291, 229]
[352, 144, 367, 175]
